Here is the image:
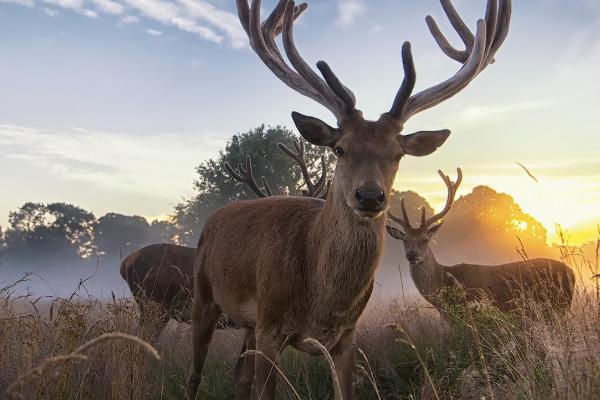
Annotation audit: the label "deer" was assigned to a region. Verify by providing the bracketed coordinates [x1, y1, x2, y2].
[119, 243, 196, 339]
[386, 169, 575, 315]
[119, 142, 328, 340]
[187, 1, 512, 399]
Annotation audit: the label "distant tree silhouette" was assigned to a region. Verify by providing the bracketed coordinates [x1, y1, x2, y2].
[4, 202, 96, 266]
[433, 186, 552, 264]
[172, 125, 332, 245]
[94, 213, 152, 257]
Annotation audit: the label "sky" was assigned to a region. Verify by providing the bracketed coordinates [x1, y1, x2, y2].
[0, 0, 599, 245]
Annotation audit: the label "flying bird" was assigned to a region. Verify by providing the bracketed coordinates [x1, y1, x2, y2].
[516, 162, 539, 183]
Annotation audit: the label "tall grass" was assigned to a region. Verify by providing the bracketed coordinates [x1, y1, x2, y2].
[1, 234, 599, 399]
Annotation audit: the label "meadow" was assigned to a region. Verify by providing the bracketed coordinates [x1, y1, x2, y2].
[1, 238, 599, 400]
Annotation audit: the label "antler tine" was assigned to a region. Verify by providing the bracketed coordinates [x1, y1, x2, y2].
[238, 0, 355, 123]
[440, 0, 475, 52]
[389, 42, 417, 119]
[392, 0, 511, 121]
[281, 3, 351, 115]
[310, 155, 328, 197]
[423, 167, 463, 228]
[224, 155, 270, 198]
[261, 176, 273, 196]
[387, 198, 412, 230]
[277, 142, 315, 193]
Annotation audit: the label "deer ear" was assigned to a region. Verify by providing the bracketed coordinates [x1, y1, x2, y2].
[292, 111, 337, 147]
[428, 223, 443, 236]
[386, 225, 406, 240]
[402, 129, 451, 157]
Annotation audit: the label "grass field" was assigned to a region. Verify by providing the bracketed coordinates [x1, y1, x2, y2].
[1, 240, 599, 400]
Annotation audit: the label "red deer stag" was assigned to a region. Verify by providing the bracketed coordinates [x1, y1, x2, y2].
[120, 143, 326, 339]
[386, 169, 575, 314]
[188, 1, 512, 399]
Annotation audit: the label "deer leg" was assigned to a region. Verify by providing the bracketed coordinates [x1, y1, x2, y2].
[234, 328, 256, 400]
[330, 329, 356, 400]
[186, 299, 221, 400]
[254, 328, 284, 400]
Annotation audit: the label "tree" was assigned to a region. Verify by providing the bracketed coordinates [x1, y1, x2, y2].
[94, 213, 152, 256]
[433, 186, 551, 264]
[4, 202, 96, 265]
[172, 125, 333, 245]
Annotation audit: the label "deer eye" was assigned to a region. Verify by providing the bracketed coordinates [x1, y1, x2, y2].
[334, 147, 345, 157]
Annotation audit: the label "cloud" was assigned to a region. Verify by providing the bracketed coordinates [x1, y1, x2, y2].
[7, 0, 245, 48]
[189, 58, 202, 68]
[42, 0, 84, 10]
[450, 100, 554, 124]
[92, 0, 124, 15]
[144, 28, 162, 36]
[42, 0, 97, 18]
[121, 15, 139, 23]
[336, 0, 366, 27]
[125, 0, 227, 45]
[0, 124, 225, 197]
[44, 7, 59, 16]
[81, 8, 98, 18]
[0, 0, 34, 6]
[177, 0, 247, 49]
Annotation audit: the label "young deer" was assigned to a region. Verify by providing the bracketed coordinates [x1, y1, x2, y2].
[188, 1, 512, 399]
[386, 169, 575, 314]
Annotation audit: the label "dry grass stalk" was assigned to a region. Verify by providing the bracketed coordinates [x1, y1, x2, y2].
[357, 348, 382, 400]
[5, 331, 160, 397]
[302, 338, 342, 399]
[241, 349, 302, 400]
[387, 323, 441, 400]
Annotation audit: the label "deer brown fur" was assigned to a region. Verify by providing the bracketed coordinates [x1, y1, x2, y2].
[188, 1, 512, 399]
[386, 170, 575, 314]
[120, 244, 195, 338]
[120, 142, 327, 339]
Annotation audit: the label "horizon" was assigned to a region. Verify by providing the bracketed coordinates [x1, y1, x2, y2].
[1, 0, 599, 246]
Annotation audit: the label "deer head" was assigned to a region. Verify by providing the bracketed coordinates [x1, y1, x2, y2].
[387, 168, 463, 264]
[386, 168, 462, 264]
[236, 0, 510, 218]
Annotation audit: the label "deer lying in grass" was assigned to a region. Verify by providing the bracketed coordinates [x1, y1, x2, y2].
[120, 143, 328, 339]
[386, 169, 575, 314]
[188, 1, 512, 399]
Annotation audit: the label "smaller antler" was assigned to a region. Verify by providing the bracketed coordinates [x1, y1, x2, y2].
[224, 155, 271, 198]
[277, 140, 329, 198]
[388, 198, 414, 230]
[423, 168, 463, 228]
[388, 168, 462, 230]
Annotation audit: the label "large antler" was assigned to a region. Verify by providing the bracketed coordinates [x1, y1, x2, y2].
[277, 140, 328, 198]
[236, 0, 356, 123]
[224, 155, 273, 198]
[388, 168, 463, 230]
[387, 0, 511, 122]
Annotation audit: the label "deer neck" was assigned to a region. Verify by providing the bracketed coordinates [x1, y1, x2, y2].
[409, 247, 444, 302]
[306, 184, 385, 318]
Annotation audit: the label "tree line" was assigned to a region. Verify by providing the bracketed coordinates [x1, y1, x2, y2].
[0, 125, 555, 269]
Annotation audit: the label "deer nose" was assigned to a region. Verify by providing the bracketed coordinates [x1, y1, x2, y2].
[355, 188, 385, 211]
[406, 251, 419, 263]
